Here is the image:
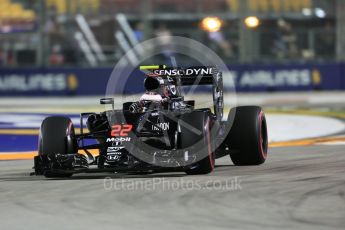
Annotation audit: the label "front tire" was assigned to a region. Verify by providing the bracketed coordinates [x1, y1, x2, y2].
[226, 106, 268, 165]
[37, 116, 77, 178]
[179, 110, 215, 175]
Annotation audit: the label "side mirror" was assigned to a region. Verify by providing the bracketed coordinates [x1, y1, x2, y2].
[100, 98, 114, 110]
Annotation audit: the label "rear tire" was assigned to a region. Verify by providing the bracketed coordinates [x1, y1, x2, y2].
[37, 116, 77, 178]
[179, 110, 215, 175]
[226, 106, 268, 165]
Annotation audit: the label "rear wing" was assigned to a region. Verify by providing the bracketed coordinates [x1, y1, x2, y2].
[140, 65, 224, 121]
[140, 65, 219, 85]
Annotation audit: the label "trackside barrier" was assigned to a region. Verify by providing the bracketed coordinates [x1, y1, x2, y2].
[0, 63, 344, 96]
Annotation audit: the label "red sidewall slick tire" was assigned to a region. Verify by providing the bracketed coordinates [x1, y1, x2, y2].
[226, 106, 268, 166]
[179, 110, 215, 175]
[38, 116, 77, 178]
[39, 116, 77, 156]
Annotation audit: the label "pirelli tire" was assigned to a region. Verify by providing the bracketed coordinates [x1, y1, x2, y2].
[179, 110, 215, 175]
[37, 116, 77, 178]
[226, 106, 268, 166]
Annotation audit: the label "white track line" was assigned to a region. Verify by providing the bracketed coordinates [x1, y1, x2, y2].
[267, 114, 345, 142]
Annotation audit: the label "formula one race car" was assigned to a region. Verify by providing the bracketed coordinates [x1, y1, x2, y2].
[34, 65, 268, 178]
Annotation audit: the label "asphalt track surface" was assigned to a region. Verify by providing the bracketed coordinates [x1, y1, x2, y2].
[1, 145, 344, 230]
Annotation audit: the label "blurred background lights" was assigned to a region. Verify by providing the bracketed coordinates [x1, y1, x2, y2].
[244, 16, 260, 28]
[201, 16, 223, 32]
[315, 8, 326, 18]
[302, 8, 312, 16]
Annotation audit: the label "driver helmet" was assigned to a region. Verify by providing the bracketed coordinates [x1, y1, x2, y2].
[143, 76, 178, 98]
